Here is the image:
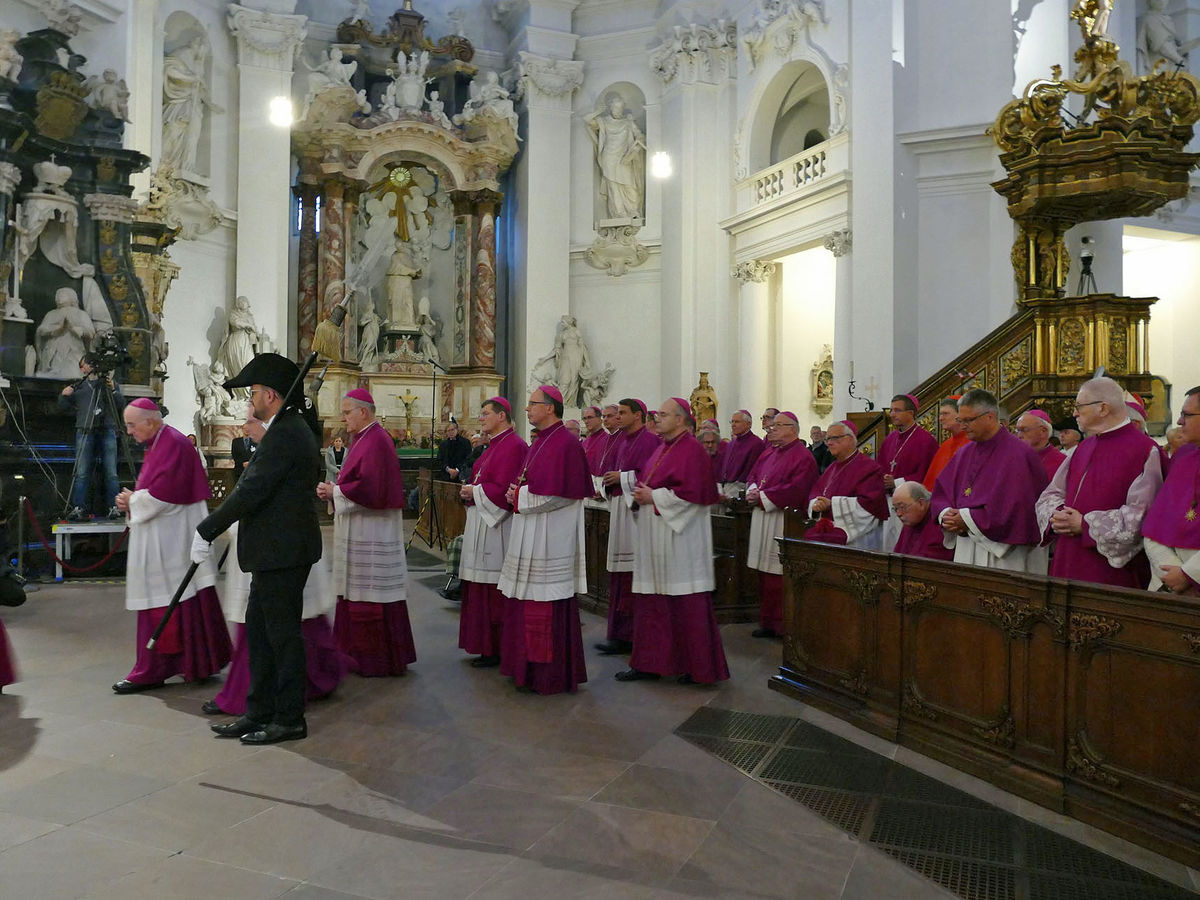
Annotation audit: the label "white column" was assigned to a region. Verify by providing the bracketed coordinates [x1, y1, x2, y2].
[510, 47, 584, 408]
[851, 0, 896, 398]
[653, 23, 737, 396]
[825, 230, 853, 417]
[227, 4, 307, 353]
[733, 261, 775, 417]
[124, 0, 160, 199]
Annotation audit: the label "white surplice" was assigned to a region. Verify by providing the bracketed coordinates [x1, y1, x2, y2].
[746, 483, 786, 574]
[125, 491, 217, 611]
[498, 488, 586, 602]
[459, 484, 513, 585]
[1144, 538, 1200, 592]
[331, 487, 408, 604]
[938, 507, 1033, 572]
[807, 496, 883, 551]
[215, 521, 332, 623]
[605, 470, 641, 572]
[632, 488, 714, 596]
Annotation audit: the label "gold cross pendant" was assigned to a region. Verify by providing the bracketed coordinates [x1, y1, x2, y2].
[963, 487, 973, 497]
[1188, 507, 1197, 522]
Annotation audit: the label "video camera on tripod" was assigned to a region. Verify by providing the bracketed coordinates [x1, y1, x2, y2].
[86, 331, 133, 376]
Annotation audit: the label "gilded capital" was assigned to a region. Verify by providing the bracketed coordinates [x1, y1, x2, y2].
[516, 53, 584, 110]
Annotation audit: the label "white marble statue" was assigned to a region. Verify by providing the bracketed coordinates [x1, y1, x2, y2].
[585, 92, 647, 222]
[359, 307, 382, 371]
[161, 36, 221, 175]
[0, 29, 23, 83]
[35, 287, 95, 379]
[1138, 0, 1189, 71]
[217, 295, 258, 382]
[4, 293, 28, 321]
[529, 315, 609, 410]
[85, 69, 130, 121]
[386, 249, 421, 329]
[455, 71, 518, 133]
[301, 48, 357, 116]
[43, 0, 82, 38]
[23, 345, 36, 378]
[416, 297, 440, 365]
[426, 90, 453, 129]
[385, 51, 430, 116]
[345, 0, 371, 23]
[189, 356, 237, 424]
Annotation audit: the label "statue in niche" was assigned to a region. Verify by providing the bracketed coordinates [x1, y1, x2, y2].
[359, 307, 383, 371]
[84, 69, 130, 121]
[161, 36, 221, 176]
[24, 345, 36, 377]
[35, 287, 95, 379]
[529, 315, 614, 410]
[300, 48, 357, 118]
[386, 248, 422, 330]
[689, 373, 718, 427]
[217, 295, 259, 385]
[1138, 0, 1190, 72]
[585, 92, 646, 222]
[0, 29, 23, 83]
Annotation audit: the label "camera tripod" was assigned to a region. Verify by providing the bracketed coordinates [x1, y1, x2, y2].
[61, 371, 139, 520]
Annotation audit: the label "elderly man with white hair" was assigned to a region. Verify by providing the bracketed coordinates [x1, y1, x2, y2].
[1016, 409, 1066, 482]
[1036, 376, 1163, 588]
[111, 398, 230, 694]
[891, 481, 953, 561]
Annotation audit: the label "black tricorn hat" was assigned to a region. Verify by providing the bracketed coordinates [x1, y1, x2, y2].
[1054, 416, 1081, 433]
[222, 352, 301, 399]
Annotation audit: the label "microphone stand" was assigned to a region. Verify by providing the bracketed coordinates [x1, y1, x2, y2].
[148, 351, 320, 650]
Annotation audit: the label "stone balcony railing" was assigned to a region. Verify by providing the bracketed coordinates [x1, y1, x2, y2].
[739, 132, 849, 210]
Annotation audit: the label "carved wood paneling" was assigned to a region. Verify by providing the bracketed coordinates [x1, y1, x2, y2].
[979, 593, 1065, 639]
[1069, 613, 1123, 650]
[1066, 736, 1121, 788]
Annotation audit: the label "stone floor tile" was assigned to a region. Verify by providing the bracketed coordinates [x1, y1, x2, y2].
[0, 763, 170, 825]
[591, 763, 743, 821]
[838, 844, 956, 899]
[470, 747, 631, 800]
[422, 782, 579, 851]
[0, 825, 166, 900]
[85, 853, 299, 900]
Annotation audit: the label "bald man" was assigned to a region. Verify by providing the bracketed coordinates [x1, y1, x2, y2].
[1037, 376, 1163, 588]
[719, 409, 765, 497]
[1016, 409, 1066, 482]
[891, 481, 954, 561]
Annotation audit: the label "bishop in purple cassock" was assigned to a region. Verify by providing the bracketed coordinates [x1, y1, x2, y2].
[719, 409, 766, 498]
[746, 412, 818, 637]
[879, 394, 939, 550]
[1144, 389, 1200, 592]
[458, 397, 528, 667]
[596, 399, 660, 655]
[618, 399, 729, 685]
[498, 386, 593, 695]
[805, 420, 889, 548]
[1038, 377, 1163, 589]
[112, 398, 231, 694]
[932, 389, 1047, 572]
[892, 481, 954, 561]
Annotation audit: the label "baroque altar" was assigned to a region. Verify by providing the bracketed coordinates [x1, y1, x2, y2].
[292, 3, 515, 441]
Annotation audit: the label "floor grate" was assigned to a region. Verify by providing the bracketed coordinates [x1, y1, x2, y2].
[677, 707, 1199, 900]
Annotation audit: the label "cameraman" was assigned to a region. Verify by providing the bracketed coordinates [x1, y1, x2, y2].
[60, 353, 124, 520]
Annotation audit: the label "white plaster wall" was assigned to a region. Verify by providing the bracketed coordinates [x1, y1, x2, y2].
[1124, 231, 1200, 411]
[776, 246, 836, 427]
[568, 252, 663, 406]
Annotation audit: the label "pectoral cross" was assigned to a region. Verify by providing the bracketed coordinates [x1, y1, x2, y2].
[963, 487, 973, 497]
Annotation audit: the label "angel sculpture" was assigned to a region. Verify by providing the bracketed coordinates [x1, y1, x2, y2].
[415, 296, 441, 365]
[188, 355, 235, 424]
[84, 69, 131, 121]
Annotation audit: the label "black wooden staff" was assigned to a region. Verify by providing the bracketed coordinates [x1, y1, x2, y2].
[146, 351, 321, 650]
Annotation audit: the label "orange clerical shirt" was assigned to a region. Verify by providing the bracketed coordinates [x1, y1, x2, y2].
[921, 432, 970, 491]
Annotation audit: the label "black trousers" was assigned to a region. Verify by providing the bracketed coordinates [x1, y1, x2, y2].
[245, 565, 311, 727]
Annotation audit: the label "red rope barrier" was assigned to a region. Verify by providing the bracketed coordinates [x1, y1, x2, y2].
[23, 499, 130, 573]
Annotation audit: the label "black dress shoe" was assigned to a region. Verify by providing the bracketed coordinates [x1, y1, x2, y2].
[594, 640, 632, 655]
[112, 679, 164, 695]
[240, 721, 307, 745]
[201, 699, 225, 715]
[615, 669, 661, 682]
[211, 716, 263, 738]
[677, 674, 697, 685]
[751, 628, 777, 639]
[470, 655, 500, 668]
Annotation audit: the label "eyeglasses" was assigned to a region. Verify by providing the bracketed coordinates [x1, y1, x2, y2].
[956, 411, 994, 425]
[892, 502, 914, 514]
[826, 433, 854, 442]
[1072, 400, 1104, 412]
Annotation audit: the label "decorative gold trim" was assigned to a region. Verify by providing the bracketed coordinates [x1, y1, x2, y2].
[1182, 632, 1200, 654]
[842, 569, 884, 607]
[979, 594, 1065, 638]
[838, 669, 869, 697]
[896, 579, 937, 610]
[972, 706, 1016, 748]
[1068, 613, 1123, 650]
[1066, 736, 1121, 788]
[902, 682, 939, 722]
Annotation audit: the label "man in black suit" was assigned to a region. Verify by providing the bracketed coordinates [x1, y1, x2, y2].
[230, 427, 255, 483]
[193, 354, 322, 745]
